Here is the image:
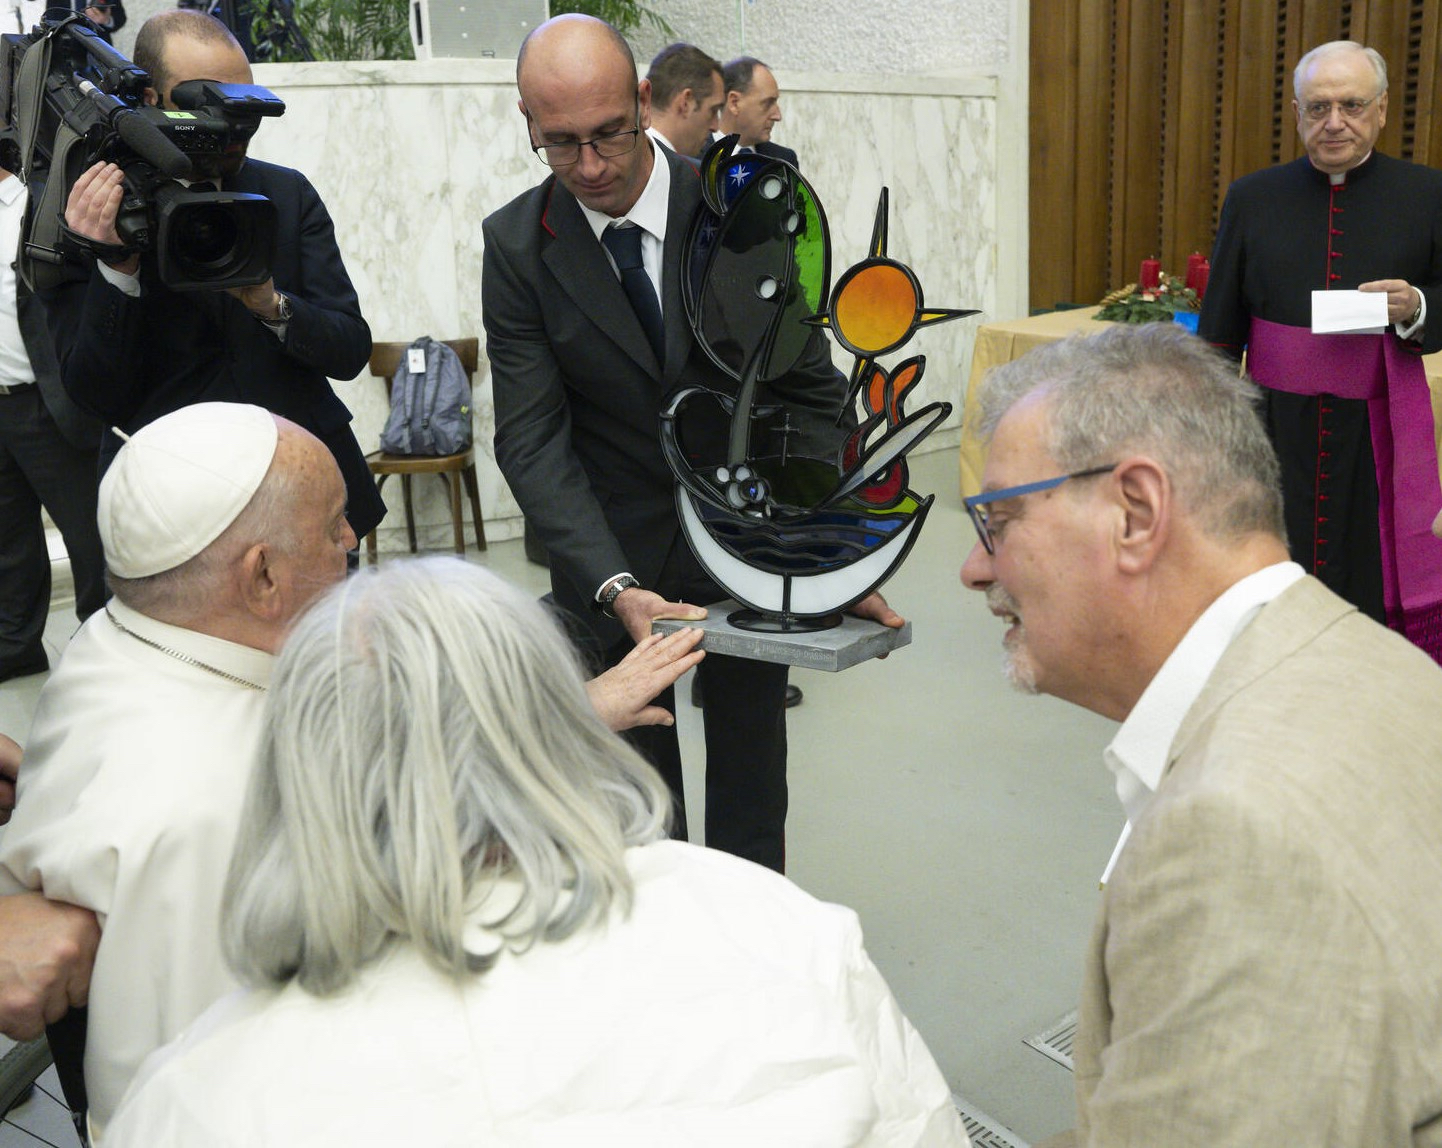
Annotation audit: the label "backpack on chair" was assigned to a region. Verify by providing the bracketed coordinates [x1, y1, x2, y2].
[379, 336, 473, 456]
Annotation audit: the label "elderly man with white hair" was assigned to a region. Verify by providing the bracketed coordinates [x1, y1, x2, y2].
[0, 402, 703, 1138]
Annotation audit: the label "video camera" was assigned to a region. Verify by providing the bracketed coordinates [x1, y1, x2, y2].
[0, 12, 285, 291]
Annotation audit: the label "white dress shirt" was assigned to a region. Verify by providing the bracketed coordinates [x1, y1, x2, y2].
[576, 139, 671, 309]
[0, 174, 37, 387]
[1099, 561, 1306, 882]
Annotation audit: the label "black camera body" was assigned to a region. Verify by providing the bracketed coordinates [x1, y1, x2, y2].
[0, 14, 286, 291]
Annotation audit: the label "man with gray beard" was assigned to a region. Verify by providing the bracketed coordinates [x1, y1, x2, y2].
[961, 323, 1442, 1146]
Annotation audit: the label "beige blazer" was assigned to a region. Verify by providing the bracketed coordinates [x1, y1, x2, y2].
[1074, 576, 1442, 1146]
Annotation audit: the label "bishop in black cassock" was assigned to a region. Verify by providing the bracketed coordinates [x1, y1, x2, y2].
[1200, 41, 1442, 661]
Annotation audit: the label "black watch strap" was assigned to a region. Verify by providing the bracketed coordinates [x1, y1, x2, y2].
[596, 574, 640, 617]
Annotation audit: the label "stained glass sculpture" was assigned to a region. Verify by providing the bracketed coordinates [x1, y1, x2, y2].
[659, 135, 977, 632]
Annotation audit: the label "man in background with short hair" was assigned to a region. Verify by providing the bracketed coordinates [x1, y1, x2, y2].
[720, 56, 796, 166]
[645, 42, 724, 160]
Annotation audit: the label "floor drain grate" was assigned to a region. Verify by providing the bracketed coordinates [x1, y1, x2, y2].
[1023, 1009, 1078, 1072]
[952, 1094, 1030, 1148]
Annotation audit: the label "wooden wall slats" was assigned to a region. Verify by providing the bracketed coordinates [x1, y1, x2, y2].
[1031, 0, 1436, 312]
[1029, 0, 1080, 311]
[1111, 1, 1166, 296]
[1072, 0, 1112, 301]
[1168, 0, 1223, 271]
[1417, 3, 1442, 165]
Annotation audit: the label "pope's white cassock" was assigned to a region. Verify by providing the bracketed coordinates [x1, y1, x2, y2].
[0, 596, 272, 1137]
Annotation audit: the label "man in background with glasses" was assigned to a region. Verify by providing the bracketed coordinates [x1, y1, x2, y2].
[962, 322, 1442, 1147]
[1200, 40, 1442, 666]
[482, 14, 899, 875]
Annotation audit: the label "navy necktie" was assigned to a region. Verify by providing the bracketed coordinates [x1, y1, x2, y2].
[601, 224, 665, 364]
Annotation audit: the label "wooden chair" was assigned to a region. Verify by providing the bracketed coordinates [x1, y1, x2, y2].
[364, 338, 486, 564]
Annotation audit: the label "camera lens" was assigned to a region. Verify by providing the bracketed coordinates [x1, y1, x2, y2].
[173, 204, 241, 270]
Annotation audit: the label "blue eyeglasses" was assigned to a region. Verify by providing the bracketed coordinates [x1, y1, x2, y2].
[964, 465, 1117, 554]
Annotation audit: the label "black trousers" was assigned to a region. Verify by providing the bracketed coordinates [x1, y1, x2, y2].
[613, 535, 790, 873]
[0, 387, 105, 677]
[314, 422, 387, 543]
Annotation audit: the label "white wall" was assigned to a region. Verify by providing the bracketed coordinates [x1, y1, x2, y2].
[627, 0, 1011, 75]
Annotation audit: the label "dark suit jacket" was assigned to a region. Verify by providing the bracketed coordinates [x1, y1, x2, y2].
[40, 158, 370, 453]
[755, 140, 799, 168]
[483, 147, 848, 646]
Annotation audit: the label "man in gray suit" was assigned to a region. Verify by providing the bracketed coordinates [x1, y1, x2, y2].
[961, 322, 1442, 1146]
[484, 14, 899, 872]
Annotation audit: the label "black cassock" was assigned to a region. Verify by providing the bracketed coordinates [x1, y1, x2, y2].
[1200, 151, 1442, 625]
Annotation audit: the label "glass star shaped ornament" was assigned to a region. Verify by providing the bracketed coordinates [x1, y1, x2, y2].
[660, 136, 978, 632]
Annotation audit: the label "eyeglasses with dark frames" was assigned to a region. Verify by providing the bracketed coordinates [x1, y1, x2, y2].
[1299, 95, 1381, 122]
[964, 465, 1118, 555]
[529, 102, 643, 168]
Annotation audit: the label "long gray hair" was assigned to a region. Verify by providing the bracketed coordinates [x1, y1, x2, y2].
[221, 557, 671, 996]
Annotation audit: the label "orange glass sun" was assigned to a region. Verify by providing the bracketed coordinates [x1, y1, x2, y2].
[833, 263, 918, 354]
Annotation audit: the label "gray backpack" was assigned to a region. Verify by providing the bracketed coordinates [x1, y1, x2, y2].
[379, 337, 473, 455]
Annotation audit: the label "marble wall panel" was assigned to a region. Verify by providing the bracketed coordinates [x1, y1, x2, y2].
[242, 63, 998, 551]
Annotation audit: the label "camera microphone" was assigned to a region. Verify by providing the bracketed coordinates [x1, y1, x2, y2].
[77, 80, 193, 180]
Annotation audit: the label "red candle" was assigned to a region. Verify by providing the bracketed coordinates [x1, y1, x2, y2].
[1193, 261, 1209, 300]
[1185, 251, 1205, 291]
[1139, 257, 1161, 291]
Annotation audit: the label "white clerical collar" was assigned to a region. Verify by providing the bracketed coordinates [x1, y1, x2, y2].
[576, 139, 671, 246]
[1099, 561, 1305, 883]
[1325, 151, 1374, 185]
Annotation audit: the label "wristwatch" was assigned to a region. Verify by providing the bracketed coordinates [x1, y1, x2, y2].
[259, 292, 292, 331]
[595, 573, 640, 617]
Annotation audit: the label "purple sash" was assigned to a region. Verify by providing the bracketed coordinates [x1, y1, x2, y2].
[1248, 317, 1442, 661]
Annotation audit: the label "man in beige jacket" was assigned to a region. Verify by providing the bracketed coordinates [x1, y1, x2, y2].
[962, 322, 1442, 1146]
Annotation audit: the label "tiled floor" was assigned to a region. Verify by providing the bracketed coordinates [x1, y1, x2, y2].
[0, 448, 1123, 1146]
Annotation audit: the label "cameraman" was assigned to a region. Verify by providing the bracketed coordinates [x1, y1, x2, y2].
[43, 9, 385, 541]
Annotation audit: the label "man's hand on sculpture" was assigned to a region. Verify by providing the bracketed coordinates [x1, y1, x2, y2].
[587, 627, 706, 730]
[846, 591, 906, 659]
[849, 590, 905, 630]
[1358, 279, 1421, 326]
[0, 894, 101, 1041]
[0, 733, 19, 826]
[612, 587, 707, 646]
[65, 162, 139, 276]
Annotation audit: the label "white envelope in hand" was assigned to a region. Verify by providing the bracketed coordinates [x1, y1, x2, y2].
[1312, 290, 1389, 335]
